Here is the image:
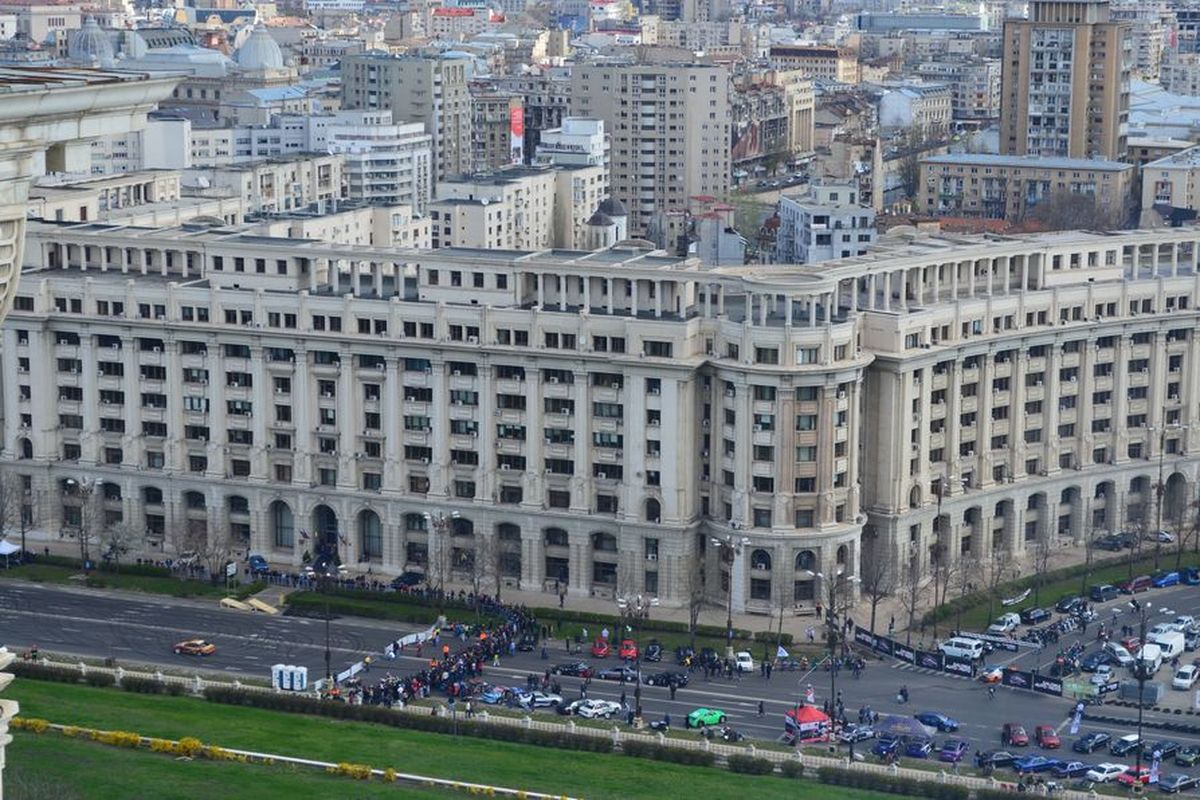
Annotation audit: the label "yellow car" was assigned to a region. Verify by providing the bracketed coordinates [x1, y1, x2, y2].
[173, 639, 216, 656]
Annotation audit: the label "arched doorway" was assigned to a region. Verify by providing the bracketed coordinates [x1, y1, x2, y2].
[359, 509, 382, 561]
[270, 500, 294, 549]
[645, 498, 661, 523]
[1165, 473, 1189, 525]
[312, 504, 339, 557]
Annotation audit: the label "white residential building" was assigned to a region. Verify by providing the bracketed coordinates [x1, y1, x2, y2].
[326, 111, 433, 214]
[534, 118, 610, 168]
[775, 183, 876, 264]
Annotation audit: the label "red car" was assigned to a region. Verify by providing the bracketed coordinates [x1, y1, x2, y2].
[1002, 723, 1029, 747]
[1116, 767, 1151, 787]
[1120, 575, 1152, 594]
[1120, 636, 1142, 653]
[1034, 726, 1060, 749]
[590, 638, 610, 658]
[618, 639, 638, 660]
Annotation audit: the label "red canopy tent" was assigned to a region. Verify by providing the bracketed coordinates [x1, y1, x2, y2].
[784, 704, 830, 742]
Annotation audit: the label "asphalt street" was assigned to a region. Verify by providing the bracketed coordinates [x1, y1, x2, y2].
[7, 576, 1200, 778]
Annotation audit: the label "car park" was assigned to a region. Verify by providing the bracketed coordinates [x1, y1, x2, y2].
[1176, 745, 1200, 766]
[575, 699, 622, 719]
[915, 712, 959, 732]
[1173, 665, 1198, 689]
[938, 739, 970, 763]
[173, 639, 216, 656]
[1073, 732, 1111, 753]
[1120, 575, 1153, 594]
[1086, 763, 1128, 783]
[1090, 584, 1120, 602]
[975, 750, 1017, 769]
[1111, 734, 1143, 757]
[1159, 774, 1199, 793]
[686, 708, 727, 728]
[1153, 572, 1181, 588]
[1051, 761, 1092, 778]
[1020, 607, 1052, 625]
[551, 662, 594, 678]
[1002, 723, 1030, 747]
[905, 738, 934, 758]
[838, 724, 875, 744]
[1034, 726, 1060, 749]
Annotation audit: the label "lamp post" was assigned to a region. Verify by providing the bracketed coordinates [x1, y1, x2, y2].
[617, 593, 658, 722]
[816, 569, 860, 728]
[712, 534, 749, 659]
[65, 477, 103, 571]
[1129, 598, 1156, 781]
[307, 555, 347, 691]
[424, 510, 459, 607]
[1149, 424, 1181, 571]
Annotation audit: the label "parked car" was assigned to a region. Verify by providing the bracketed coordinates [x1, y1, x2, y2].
[1148, 530, 1177, 544]
[1159, 774, 1199, 793]
[979, 665, 1005, 683]
[734, 651, 755, 673]
[1120, 575, 1153, 594]
[1090, 664, 1116, 686]
[1002, 723, 1030, 747]
[975, 750, 1017, 769]
[905, 738, 934, 759]
[1176, 745, 1200, 766]
[1085, 763, 1128, 783]
[1104, 642, 1135, 666]
[1173, 665, 1198, 690]
[915, 712, 959, 732]
[938, 739, 971, 763]
[1183, 567, 1200, 586]
[643, 640, 663, 662]
[478, 686, 510, 705]
[596, 666, 639, 682]
[838, 724, 875, 744]
[247, 554, 270, 575]
[1073, 732, 1111, 753]
[1082, 651, 1114, 672]
[575, 699, 622, 720]
[1055, 596, 1085, 614]
[873, 736, 903, 758]
[1034, 726, 1061, 749]
[390, 571, 423, 588]
[1090, 584, 1120, 602]
[1020, 607, 1052, 625]
[686, 707, 727, 728]
[1153, 571, 1182, 589]
[1052, 761, 1093, 778]
[1111, 734, 1143, 757]
[1094, 535, 1127, 552]
[1116, 766, 1152, 787]
[1013, 755, 1059, 774]
[551, 662, 594, 678]
[524, 691, 563, 708]
[642, 671, 688, 687]
[1150, 741, 1182, 760]
[618, 639, 638, 660]
[988, 613, 1022, 634]
[590, 639, 610, 658]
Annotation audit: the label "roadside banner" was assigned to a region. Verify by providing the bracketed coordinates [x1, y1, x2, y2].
[1031, 674, 1064, 697]
[893, 643, 916, 664]
[1069, 702, 1083, 735]
[1001, 669, 1033, 690]
[915, 650, 943, 671]
[1151, 750, 1162, 784]
[854, 628, 877, 649]
[943, 657, 974, 677]
[1001, 588, 1032, 607]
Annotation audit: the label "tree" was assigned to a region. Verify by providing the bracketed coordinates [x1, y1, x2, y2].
[1032, 534, 1054, 606]
[953, 556, 976, 634]
[859, 554, 894, 634]
[895, 550, 925, 646]
[67, 482, 102, 569]
[201, 515, 235, 585]
[100, 522, 138, 574]
[897, 129, 929, 200]
[1027, 190, 1121, 232]
[10, 473, 33, 558]
[682, 552, 706, 651]
[984, 552, 1014, 623]
[1079, 518, 1099, 598]
[0, 472, 16, 551]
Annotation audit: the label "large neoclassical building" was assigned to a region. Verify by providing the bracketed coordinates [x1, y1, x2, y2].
[3, 219, 1200, 613]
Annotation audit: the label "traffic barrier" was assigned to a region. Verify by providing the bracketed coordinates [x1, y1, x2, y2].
[246, 598, 279, 615]
[220, 597, 252, 611]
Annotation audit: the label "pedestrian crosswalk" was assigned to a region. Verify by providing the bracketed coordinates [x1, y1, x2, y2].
[888, 661, 971, 681]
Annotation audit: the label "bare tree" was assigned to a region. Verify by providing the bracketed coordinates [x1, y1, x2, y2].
[100, 521, 138, 574]
[953, 557, 976, 634]
[681, 552, 706, 651]
[897, 129, 929, 200]
[895, 550, 924, 646]
[859, 554, 894, 634]
[201, 515, 235, 586]
[67, 483, 102, 569]
[1032, 534, 1054, 606]
[0, 473, 15, 551]
[1079, 523, 1099, 597]
[1027, 190, 1121, 232]
[984, 552, 1014, 623]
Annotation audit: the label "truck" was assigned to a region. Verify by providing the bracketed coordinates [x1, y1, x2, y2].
[1137, 643, 1164, 675]
[1149, 631, 1186, 661]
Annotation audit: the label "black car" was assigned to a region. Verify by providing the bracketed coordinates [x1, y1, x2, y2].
[1176, 745, 1200, 766]
[644, 640, 663, 663]
[551, 662, 593, 678]
[1150, 741, 1182, 760]
[1073, 732, 1111, 753]
[1159, 774, 1199, 794]
[1081, 651, 1114, 672]
[1020, 607, 1052, 625]
[596, 665, 639, 682]
[975, 750, 1017, 769]
[643, 670, 689, 687]
[1055, 596, 1085, 614]
[1089, 584, 1120, 603]
[1093, 535, 1125, 552]
[1110, 736, 1143, 757]
[390, 571, 424, 588]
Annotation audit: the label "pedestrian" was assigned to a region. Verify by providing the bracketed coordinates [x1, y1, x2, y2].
[815, 602, 823, 620]
[757, 700, 764, 717]
[669, 683, 677, 701]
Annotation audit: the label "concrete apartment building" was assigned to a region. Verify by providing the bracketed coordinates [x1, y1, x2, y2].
[915, 58, 1002, 120]
[1160, 50, 1200, 96]
[326, 110, 433, 214]
[341, 53, 472, 182]
[470, 89, 524, 173]
[1141, 145, 1200, 222]
[9, 223, 1200, 615]
[182, 154, 343, 215]
[766, 44, 860, 84]
[569, 58, 731, 237]
[877, 83, 953, 139]
[999, 0, 1132, 160]
[774, 183, 877, 264]
[430, 168, 557, 250]
[919, 153, 1135, 224]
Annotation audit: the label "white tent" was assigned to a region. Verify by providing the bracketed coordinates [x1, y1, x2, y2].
[0, 540, 18, 556]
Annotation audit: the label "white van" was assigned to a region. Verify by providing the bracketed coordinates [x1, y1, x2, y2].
[938, 637, 985, 661]
[1137, 643, 1164, 675]
[1150, 631, 1186, 661]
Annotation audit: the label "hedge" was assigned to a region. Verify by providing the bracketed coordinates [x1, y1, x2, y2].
[119, 676, 185, 696]
[726, 754, 775, 775]
[527, 605, 794, 647]
[84, 672, 116, 688]
[779, 760, 805, 779]
[817, 767, 970, 800]
[37, 554, 173, 578]
[620, 739, 715, 766]
[9, 662, 90, 684]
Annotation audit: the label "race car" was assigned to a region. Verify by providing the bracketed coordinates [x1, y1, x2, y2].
[173, 639, 216, 656]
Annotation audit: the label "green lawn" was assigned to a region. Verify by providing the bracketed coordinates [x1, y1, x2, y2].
[8, 680, 887, 800]
[0, 562, 262, 599]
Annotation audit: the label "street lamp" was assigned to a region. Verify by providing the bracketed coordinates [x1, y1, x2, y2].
[616, 593, 658, 722]
[424, 510, 460, 604]
[65, 477, 104, 571]
[1149, 424, 1182, 571]
[711, 534, 750, 658]
[307, 555, 347, 691]
[1127, 598, 1161, 781]
[815, 569, 860, 728]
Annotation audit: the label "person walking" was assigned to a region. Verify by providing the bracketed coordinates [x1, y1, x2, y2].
[757, 700, 765, 717]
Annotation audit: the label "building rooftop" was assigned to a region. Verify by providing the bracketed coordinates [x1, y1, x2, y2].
[0, 66, 179, 94]
[1145, 145, 1200, 168]
[921, 153, 1133, 172]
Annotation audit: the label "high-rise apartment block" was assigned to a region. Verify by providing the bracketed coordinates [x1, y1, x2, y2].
[341, 53, 471, 181]
[999, 0, 1131, 160]
[569, 58, 731, 236]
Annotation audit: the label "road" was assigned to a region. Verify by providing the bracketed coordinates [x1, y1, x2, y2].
[0, 581, 415, 678]
[7, 576, 1200, 781]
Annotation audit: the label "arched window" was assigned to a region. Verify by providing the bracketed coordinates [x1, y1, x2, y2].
[228, 495, 249, 515]
[142, 486, 163, 505]
[908, 485, 922, 509]
[497, 523, 521, 542]
[544, 527, 568, 547]
[645, 498, 661, 523]
[183, 491, 206, 510]
[794, 550, 815, 571]
[591, 531, 618, 552]
[270, 500, 294, 549]
[451, 517, 474, 537]
[751, 548, 772, 570]
[836, 545, 848, 566]
[359, 509, 382, 560]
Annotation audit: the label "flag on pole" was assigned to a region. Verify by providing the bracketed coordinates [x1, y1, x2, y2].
[776, 645, 790, 660]
[1151, 750, 1162, 784]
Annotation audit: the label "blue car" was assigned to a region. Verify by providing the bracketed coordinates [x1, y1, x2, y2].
[938, 739, 971, 763]
[1153, 571, 1181, 588]
[1184, 567, 1200, 586]
[873, 736, 902, 758]
[905, 738, 934, 759]
[1013, 755, 1061, 774]
[915, 711, 959, 732]
[478, 687, 508, 704]
[248, 554, 270, 575]
[1052, 761, 1092, 778]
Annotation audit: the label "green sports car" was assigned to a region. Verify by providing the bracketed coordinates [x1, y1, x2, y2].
[687, 707, 727, 728]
